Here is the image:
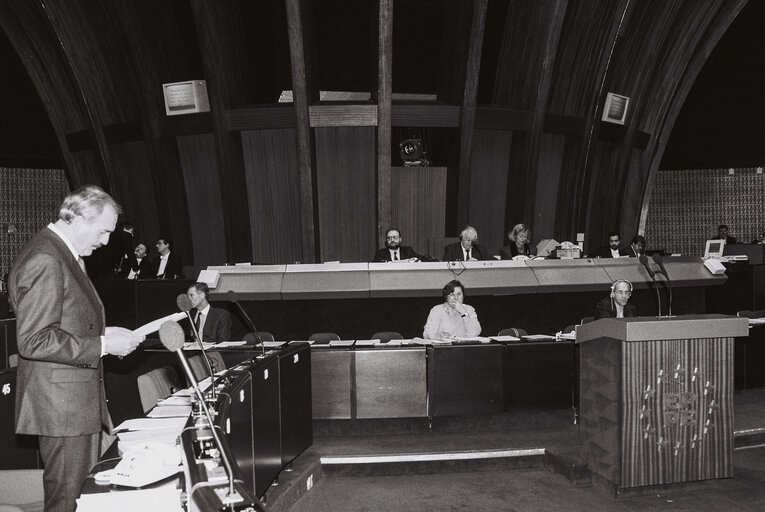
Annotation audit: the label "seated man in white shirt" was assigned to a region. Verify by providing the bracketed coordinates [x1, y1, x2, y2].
[151, 237, 183, 279]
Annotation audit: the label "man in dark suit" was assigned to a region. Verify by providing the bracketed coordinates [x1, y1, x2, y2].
[8, 185, 144, 512]
[127, 242, 153, 279]
[187, 282, 232, 342]
[151, 237, 183, 279]
[596, 279, 638, 319]
[595, 231, 622, 258]
[716, 224, 737, 245]
[620, 235, 646, 258]
[442, 226, 494, 261]
[372, 228, 424, 262]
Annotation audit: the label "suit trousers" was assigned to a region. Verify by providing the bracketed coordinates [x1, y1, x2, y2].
[39, 432, 99, 512]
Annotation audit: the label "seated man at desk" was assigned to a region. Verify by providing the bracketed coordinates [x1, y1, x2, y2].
[596, 279, 638, 319]
[424, 280, 481, 339]
[187, 282, 232, 342]
[442, 226, 493, 261]
[372, 228, 423, 262]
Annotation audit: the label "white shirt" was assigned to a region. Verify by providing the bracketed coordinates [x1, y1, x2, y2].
[610, 248, 620, 258]
[389, 249, 400, 261]
[156, 252, 169, 276]
[195, 304, 211, 341]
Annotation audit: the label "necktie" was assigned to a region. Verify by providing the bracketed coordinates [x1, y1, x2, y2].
[466, 249, 471, 260]
[394, 251, 398, 260]
[197, 312, 206, 342]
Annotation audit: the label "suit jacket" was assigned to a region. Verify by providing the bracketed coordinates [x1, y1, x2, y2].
[195, 306, 232, 342]
[151, 251, 183, 279]
[500, 243, 532, 260]
[372, 246, 422, 262]
[131, 257, 153, 279]
[595, 245, 620, 258]
[596, 296, 638, 319]
[8, 227, 109, 436]
[619, 246, 639, 258]
[442, 242, 493, 261]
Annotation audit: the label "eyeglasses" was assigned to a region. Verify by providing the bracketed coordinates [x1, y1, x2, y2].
[614, 290, 631, 296]
[386, 236, 400, 240]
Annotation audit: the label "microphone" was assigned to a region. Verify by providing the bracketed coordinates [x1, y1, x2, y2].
[158, 321, 242, 505]
[225, 292, 266, 358]
[176, 293, 216, 399]
[652, 254, 673, 317]
[639, 254, 662, 317]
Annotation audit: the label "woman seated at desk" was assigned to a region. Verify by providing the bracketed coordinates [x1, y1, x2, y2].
[423, 280, 481, 340]
[500, 223, 534, 259]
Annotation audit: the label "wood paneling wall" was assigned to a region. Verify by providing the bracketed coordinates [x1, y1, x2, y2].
[315, 127, 377, 262]
[391, 167, 447, 258]
[241, 129, 303, 264]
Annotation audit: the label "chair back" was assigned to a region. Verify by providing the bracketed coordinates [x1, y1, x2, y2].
[308, 332, 341, 342]
[244, 331, 275, 344]
[562, 324, 576, 334]
[371, 331, 403, 343]
[137, 366, 179, 414]
[580, 316, 595, 324]
[497, 328, 527, 337]
[738, 310, 765, 319]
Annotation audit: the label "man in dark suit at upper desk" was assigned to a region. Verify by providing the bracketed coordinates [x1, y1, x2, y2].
[187, 282, 232, 342]
[8, 185, 144, 512]
[442, 226, 494, 261]
[595, 232, 623, 258]
[620, 235, 646, 258]
[596, 279, 638, 319]
[151, 237, 183, 279]
[716, 224, 737, 245]
[126, 242, 152, 279]
[372, 228, 424, 262]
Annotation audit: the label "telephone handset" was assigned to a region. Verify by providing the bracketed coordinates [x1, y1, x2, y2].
[109, 441, 183, 488]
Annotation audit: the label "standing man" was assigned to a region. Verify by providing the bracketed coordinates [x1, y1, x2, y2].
[596, 279, 638, 319]
[442, 226, 493, 261]
[372, 228, 423, 262]
[620, 235, 646, 258]
[596, 232, 622, 258]
[9, 185, 144, 512]
[187, 283, 232, 342]
[152, 237, 183, 279]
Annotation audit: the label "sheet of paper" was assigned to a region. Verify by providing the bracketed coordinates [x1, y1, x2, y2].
[146, 405, 192, 418]
[114, 417, 188, 433]
[490, 335, 521, 342]
[76, 487, 183, 512]
[214, 341, 247, 348]
[133, 312, 187, 337]
[156, 396, 192, 406]
[329, 339, 355, 346]
[523, 334, 556, 341]
[182, 341, 215, 350]
[354, 339, 381, 347]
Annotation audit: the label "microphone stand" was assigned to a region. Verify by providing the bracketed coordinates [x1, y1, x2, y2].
[227, 292, 266, 358]
[159, 322, 240, 505]
[177, 294, 217, 399]
[639, 254, 662, 317]
[653, 254, 673, 317]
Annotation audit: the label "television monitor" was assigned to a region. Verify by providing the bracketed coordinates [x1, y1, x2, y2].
[704, 239, 725, 259]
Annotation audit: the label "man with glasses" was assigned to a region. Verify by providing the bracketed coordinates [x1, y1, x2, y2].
[372, 228, 424, 262]
[596, 279, 638, 319]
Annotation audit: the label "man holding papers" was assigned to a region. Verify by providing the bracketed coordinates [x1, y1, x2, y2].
[8, 185, 144, 512]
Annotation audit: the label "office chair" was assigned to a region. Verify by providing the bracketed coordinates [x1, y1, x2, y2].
[243, 331, 275, 344]
[371, 331, 403, 343]
[137, 366, 179, 414]
[497, 327, 527, 337]
[308, 332, 341, 343]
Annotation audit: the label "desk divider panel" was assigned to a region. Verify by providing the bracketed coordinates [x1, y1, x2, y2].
[207, 264, 286, 300]
[354, 348, 427, 418]
[527, 259, 612, 293]
[281, 263, 370, 299]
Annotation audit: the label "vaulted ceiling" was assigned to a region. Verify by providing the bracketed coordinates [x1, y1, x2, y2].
[0, 0, 749, 268]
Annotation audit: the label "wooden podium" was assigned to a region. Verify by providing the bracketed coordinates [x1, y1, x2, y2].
[576, 315, 748, 491]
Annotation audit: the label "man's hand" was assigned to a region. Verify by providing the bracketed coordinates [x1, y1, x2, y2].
[103, 327, 144, 357]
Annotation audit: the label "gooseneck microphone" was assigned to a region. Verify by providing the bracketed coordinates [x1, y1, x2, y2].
[177, 294, 216, 398]
[652, 254, 673, 317]
[639, 254, 662, 317]
[226, 292, 266, 358]
[159, 321, 241, 505]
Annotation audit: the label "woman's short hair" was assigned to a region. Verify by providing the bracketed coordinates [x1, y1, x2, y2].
[442, 280, 465, 300]
[508, 223, 530, 243]
[59, 185, 121, 223]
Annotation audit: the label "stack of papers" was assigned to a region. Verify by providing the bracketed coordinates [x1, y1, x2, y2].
[214, 341, 247, 348]
[146, 405, 192, 418]
[490, 335, 521, 342]
[522, 334, 557, 342]
[182, 341, 215, 350]
[354, 339, 381, 347]
[329, 339, 355, 347]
